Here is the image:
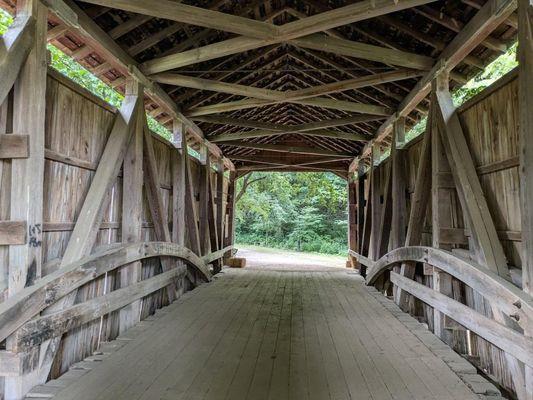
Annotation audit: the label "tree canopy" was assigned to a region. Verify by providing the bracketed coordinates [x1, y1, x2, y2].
[235, 172, 348, 255]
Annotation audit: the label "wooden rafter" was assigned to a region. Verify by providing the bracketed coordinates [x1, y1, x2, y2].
[137, 0, 438, 74]
[221, 140, 353, 157]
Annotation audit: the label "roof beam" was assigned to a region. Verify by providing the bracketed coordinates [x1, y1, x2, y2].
[185, 97, 391, 117]
[350, 0, 517, 171]
[194, 114, 384, 131]
[72, 0, 279, 39]
[289, 34, 433, 71]
[210, 128, 369, 142]
[155, 69, 420, 103]
[144, 35, 432, 74]
[157, 70, 411, 116]
[139, 0, 437, 74]
[221, 141, 353, 157]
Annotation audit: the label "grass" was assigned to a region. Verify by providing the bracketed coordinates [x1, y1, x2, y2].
[235, 243, 347, 263]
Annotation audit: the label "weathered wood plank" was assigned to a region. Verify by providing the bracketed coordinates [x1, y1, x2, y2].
[0, 134, 29, 159]
[0, 221, 26, 245]
[15, 267, 187, 351]
[0, 242, 211, 345]
[119, 80, 144, 334]
[518, 1, 533, 397]
[390, 272, 533, 367]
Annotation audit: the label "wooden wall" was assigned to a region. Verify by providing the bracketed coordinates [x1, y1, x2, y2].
[365, 69, 521, 394]
[1, 69, 225, 379]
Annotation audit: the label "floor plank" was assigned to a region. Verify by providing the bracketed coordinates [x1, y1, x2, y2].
[36, 267, 490, 400]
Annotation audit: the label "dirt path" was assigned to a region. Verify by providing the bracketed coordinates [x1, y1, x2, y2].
[229, 244, 348, 271]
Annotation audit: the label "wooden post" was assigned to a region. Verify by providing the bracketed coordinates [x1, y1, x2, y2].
[5, 0, 47, 398]
[347, 174, 358, 268]
[430, 85, 454, 344]
[171, 121, 186, 246]
[198, 147, 211, 256]
[214, 159, 225, 272]
[518, 1, 533, 397]
[390, 118, 406, 250]
[390, 118, 407, 298]
[216, 161, 225, 246]
[356, 166, 366, 256]
[224, 171, 237, 251]
[119, 80, 144, 334]
[369, 146, 382, 261]
[396, 106, 432, 311]
[360, 163, 372, 271]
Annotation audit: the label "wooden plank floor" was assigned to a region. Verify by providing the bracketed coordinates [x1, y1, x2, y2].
[31, 268, 487, 400]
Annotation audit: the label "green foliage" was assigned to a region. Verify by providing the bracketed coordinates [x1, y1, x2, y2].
[235, 172, 348, 255]
[0, 8, 12, 34]
[453, 43, 518, 106]
[48, 45, 124, 106]
[403, 44, 518, 146]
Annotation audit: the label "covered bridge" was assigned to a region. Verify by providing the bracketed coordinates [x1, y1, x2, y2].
[0, 0, 532, 398]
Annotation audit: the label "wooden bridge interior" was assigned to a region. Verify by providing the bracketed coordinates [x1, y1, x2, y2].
[0, 0, 532, 398]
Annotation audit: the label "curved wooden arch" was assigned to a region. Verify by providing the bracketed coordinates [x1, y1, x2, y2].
[364, 246, 533, 325]
[0, 241, 211, 343]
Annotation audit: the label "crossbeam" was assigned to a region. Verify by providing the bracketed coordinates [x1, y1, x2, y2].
[154, 70, 420, 116]
[194, 114, 385, 132]
[210, 128, 368, 142]
[222, 141, 353, 157]
[136, 0, 437, 74]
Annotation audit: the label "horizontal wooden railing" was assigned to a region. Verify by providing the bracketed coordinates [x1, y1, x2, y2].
[349, 246, 533, 368]
[0, 242, 231, 353]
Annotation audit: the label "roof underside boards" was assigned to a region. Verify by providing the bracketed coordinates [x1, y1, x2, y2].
[0, 0, 516, 174]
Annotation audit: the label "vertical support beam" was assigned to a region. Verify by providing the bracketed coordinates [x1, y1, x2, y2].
[519, 0, 533, 301]
[8, 0, 47, 296]
[360, 163, 372, 271]
[396, 106, 432, 310]
[518, 1, 533, 397]
[213, 160, 225, 272]
[391, 117, 406, 250]
[347, 173, 358, 268]
[207, 162, 219, 257]
[356, 166, 366, 256]
[369, 147, 381, 260]
[198, 147, 211, 256]
[224, 171, 237, 252]
[390, 118, 407, 299]
[172, 121, 186, 246]
[5, 0, 47, 398]
[119, 80, 144, 334]
[430, 85, 454, 344]
[216, 160, 225, 244]
[376, 144, 392, 258]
